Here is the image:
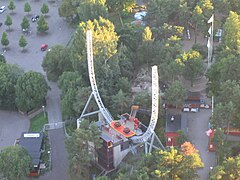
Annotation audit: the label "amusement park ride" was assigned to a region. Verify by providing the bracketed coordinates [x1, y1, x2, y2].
[77, 30, 165, 171]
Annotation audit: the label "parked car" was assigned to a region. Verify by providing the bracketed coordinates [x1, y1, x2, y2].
[134, 11, 147, 20]
[0, 22, 2, 27]
[190, 108, 200, 113]
[31, 15, 39, 23]
[183, 107, 190, 112]
[41, 44, 48, 51]
[0, 6, 6, 13]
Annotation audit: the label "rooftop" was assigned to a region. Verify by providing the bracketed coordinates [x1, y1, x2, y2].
[165, 113, 182, 132]
[19, 132, 44, 166]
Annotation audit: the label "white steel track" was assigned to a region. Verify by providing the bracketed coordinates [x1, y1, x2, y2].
[131, 66, 159, 143]
[86, 30, 113, 124]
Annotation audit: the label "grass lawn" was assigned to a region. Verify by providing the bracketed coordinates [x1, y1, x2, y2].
[29, 112, 48, 132]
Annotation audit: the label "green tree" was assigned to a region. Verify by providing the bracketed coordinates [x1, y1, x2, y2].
[70, 17, 118, 74]
[75, 0, 108, 22]
[0, 64, 23, 109]
[164, 80, 187, 108]
[0, 54, 6, 64]
[58, 71, 87, 119]
[136, 26, 155, 68]
[119, 145, 204, 179]
[115, 77, 131, 94]
[106, 0, 135, 27]
[66, 120, 102, 180]
[21, 16, 30, 30]
[147, 0, 183, 27]
[19, 35, 27, 51]
[42, 45, 73, 81]
[176, 50, 204, 86]
[222, 11, 240, 54]
[58, 0, 76, 21]
[8, 0, 16, 13]
[4, 15, 12, 30]
[15, 71, 49, 112]
[0, 146, 31, 180]
[210, 154, 240, 180]
[212, 102, 236, 131]
[1, 32, 9, 48]
[41, 3, 49, 15]
[211, 128, 227, 164]
[24, 2, 31, 15]
[37, 15, 49, 33]
[111, 89, 131, 115]
[133, 91, 151, 108]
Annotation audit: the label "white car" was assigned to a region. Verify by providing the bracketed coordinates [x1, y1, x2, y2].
[183, 107, 190, 112]
[190, 108, 199, 113]
[134, 11, 147, 20]
[0, 6, 6, 14]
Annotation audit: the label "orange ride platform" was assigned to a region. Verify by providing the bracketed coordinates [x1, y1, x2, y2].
[110, 121, 136, 138]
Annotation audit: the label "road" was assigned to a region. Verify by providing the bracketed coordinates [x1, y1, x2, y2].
[185, 110, 216, 180]
[0, 1, 73, 179]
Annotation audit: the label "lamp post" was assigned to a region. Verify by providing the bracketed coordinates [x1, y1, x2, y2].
[42, 105, 46, 118]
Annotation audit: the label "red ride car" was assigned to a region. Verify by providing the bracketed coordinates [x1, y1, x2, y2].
[41, 44, 48, 51]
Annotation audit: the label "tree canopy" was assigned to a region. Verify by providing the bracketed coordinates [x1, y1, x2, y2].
[66, 120, 102, 180]
[21, 16, 30, 30]
[210, 154, 240, 180]
[19, 35, 27, 50]
[37, 15, 49, 33]
[1, 32, 9, 48]
[0, 64, 24, 109]
[164, 80, 187, 108]
[0, 146, 32, 180]
[42, 45, 73, 81]
[24, 2, 31, 14]
[15, 71, 49, 112]
[4, 15, 12, 30]
[116, 143, 203, 179]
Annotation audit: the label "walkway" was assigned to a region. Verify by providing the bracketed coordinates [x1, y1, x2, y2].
[187, 110, 216, 180]
[182, 31, 216, 179]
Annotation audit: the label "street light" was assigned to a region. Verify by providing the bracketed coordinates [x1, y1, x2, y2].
[42, 105, 46, 118]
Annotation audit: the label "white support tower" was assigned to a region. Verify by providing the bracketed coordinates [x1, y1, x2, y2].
[77, 30, 113, 128]
[131, 66, 165, 153]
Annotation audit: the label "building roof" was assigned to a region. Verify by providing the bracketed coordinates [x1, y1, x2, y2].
[165, 132, 179, 147]
[19, 132, 44, 166]
[165, 114, 182, 132]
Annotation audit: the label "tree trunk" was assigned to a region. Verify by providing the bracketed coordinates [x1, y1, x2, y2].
[118, 12, 124, 28]
[194, 24, 198, 44]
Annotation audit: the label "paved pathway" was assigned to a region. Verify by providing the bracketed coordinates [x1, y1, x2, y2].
[37, 129, 70, 180]
[0, 110, 29, 150]
[186, 110, 216, 180]
[182, 31, 216, 179]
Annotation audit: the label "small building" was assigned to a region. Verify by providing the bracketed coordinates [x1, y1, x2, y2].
[165, 113, 182, 147]
[19, 132, 44, 176]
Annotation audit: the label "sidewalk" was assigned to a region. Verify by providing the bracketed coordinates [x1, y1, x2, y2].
[182, 31, 216, 180]
[187, 110, 216, 180]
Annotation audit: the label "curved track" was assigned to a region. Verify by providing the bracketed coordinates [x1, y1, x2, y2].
[86, 31, 113, 124]
[131, 66, 159, 143]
